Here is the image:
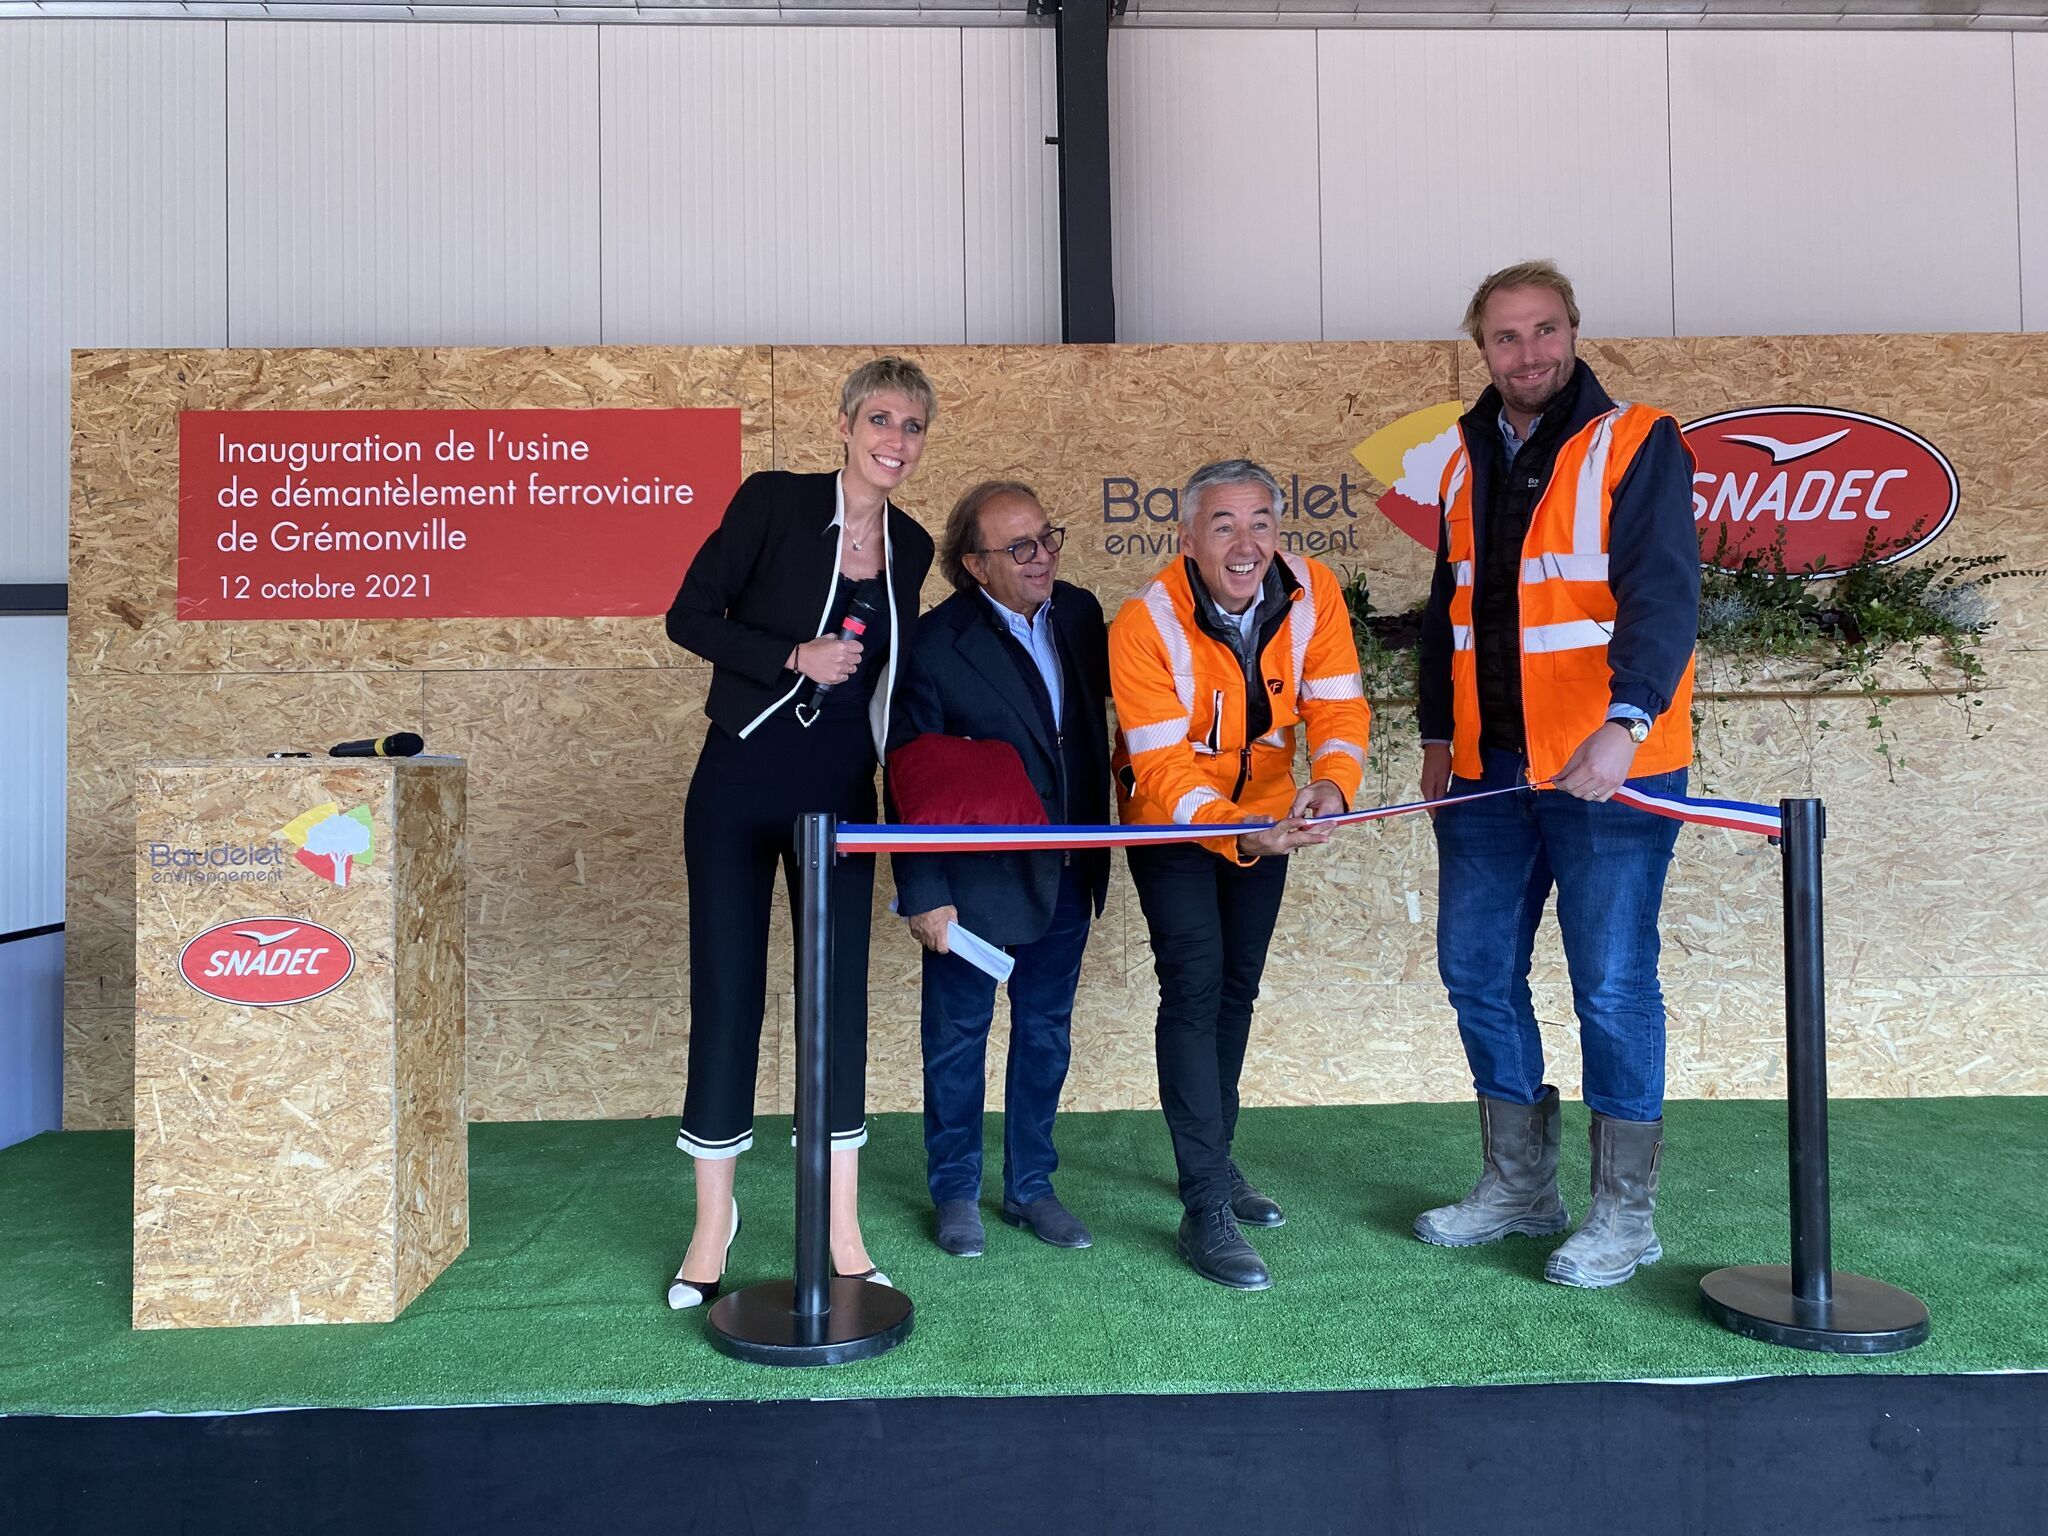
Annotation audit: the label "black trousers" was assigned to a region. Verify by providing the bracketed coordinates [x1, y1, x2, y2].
[1127, 842, 1291, 1214]
[678, 714, 877, 1159]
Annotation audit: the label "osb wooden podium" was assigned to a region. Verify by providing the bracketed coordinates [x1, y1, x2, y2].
[132, 756, 468, 1329]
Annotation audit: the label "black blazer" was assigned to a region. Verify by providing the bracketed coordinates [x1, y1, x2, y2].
[666, 470, 935, 755]
[890, 582, 1113, 948]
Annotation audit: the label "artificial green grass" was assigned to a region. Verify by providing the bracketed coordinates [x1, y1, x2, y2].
[2, 1099, 2043, 1416]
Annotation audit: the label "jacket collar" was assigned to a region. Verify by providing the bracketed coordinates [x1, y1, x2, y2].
[950, 585, 1061, 760]
[1462, 357, 1615, 456]
[1182, 555, 1299, 657]
[824, 468, 894, 539]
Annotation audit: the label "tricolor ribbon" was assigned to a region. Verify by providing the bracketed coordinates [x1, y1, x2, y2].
[837, 783, 1782, 855]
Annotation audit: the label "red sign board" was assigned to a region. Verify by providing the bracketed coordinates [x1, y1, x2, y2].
[178, 919, 356, 1007]
[1684, 406, 1958, 578]
[177, 408, 741, 619]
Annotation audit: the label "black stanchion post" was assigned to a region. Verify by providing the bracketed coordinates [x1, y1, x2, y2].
[1784, 796, 1832, 1310]
[792, 809, 832, 1333]
[1699, 797, 1929, 1353]
[706, 813, 914, 1367]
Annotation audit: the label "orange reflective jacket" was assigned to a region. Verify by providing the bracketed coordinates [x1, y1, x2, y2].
[1439, 404, 1697, 784]
[1110, 554, 1371, 863]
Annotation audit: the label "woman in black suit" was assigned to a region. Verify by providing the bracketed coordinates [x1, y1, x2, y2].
[662, 357, 937, 1308]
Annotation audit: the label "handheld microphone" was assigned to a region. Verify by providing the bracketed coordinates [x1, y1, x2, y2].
[329, 732, 425, 759]
[797, 589, 881, 725]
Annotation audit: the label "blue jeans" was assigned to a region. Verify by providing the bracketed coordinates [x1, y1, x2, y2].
[1432, 746, 1685, 1122]
[920, 866, 1092, 1206]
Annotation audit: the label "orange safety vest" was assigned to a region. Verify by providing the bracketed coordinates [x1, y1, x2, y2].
[1110, 553, 1371, 863]
[1438, 403, 1696, 785]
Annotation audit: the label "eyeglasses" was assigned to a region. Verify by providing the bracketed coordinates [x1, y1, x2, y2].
[973, 526, 1067, 565]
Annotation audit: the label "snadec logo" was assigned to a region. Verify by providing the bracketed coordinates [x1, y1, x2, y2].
[178, 920, 355, 1007]
[1684, 407, 1958, 578]
[1350, 402, 1960, 579]
[280, 802, 375, 888]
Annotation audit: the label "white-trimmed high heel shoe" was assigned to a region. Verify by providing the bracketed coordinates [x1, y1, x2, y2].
[666, 1199, 740, 1310]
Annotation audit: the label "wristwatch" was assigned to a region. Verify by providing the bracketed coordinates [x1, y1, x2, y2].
[1614, 714, 1652, 745]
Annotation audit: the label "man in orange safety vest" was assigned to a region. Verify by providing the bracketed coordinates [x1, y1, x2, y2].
[1413, 261, 1700, 1290]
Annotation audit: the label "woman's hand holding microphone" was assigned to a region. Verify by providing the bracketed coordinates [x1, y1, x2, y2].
[789, 634, 863, 686]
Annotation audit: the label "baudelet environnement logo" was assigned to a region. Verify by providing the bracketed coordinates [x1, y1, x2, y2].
[279, 802, 375, 888]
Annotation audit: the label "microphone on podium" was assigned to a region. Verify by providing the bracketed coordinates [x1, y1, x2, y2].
[329, 732, 425, 759]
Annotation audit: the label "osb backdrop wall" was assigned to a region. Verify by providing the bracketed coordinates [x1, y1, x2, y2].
[66, 337, 2048, 1131]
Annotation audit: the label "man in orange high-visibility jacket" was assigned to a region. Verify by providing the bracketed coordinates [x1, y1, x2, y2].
[1110, 459, 1371, 1291]
[1413, 260, 1700, 1290]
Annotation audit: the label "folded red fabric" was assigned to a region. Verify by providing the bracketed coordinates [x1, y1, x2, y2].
[888, 733, 1048, 826]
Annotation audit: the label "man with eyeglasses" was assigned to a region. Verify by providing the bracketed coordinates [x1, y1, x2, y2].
[892, 480, 1114, 1259]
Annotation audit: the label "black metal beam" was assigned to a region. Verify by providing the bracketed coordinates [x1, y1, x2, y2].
[0, 584, 66, 616]
[1048, 0, 1117, 343]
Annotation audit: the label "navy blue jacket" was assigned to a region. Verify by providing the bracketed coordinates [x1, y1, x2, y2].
[1418, 361, 1700, 744]
[890, 583, 1113, 948]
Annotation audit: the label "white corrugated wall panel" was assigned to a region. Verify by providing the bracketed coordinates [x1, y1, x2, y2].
[0, 929, 63, 1150]
[963, 26, 1061, 344]
[2018, 36, 2048, 333]
[0, 20, 228, 584]
[1110, 30, 1324, 344]
[227, 22, 601, 347]
[0, 617, 67, 934]
[1669, 33, 2022, 337]
[1317, 31, 1674, 342]
[600, 27, 968, 346]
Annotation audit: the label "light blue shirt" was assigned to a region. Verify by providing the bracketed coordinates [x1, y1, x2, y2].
[982, 589, 1063, 729]
[1498, 408, 1530, 462]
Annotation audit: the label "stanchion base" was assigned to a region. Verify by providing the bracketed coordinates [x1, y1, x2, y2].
[1701, 1265, 1930, 1354]
[704, 1278, 914, 1367]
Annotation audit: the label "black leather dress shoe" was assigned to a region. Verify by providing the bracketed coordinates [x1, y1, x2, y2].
[999, 1194, 1094, 1249]
[1228, 1159, 1285, 1227]
[934, 1198, 986, 1257]
[1177, 1206, 1272, 1291]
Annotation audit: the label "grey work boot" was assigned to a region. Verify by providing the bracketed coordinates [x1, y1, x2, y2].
[1544, 1112, 1663, 1289]
[1413, 1087, 1571, 1247]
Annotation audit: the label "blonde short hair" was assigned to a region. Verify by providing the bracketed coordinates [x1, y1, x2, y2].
[1462, 260, 1581, 346]
[838, 356, 937, 427]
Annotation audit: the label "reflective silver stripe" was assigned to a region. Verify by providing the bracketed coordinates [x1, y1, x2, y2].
[1453, 560, 1474, 587]
[1522, 618, 1613, 653]
[1443, 447, 1468, 508]
[1312, 738, 1366, 772]
[1299, 672, 1364, 702]
[1124, 717, 1191, 755]
[1142, 580, 1196, 716]
[1280, 552, 1315, 698]
[1572, 409, 1622, 557]
[1522, 552, 1610, 584]
[1257, 726, 1291, 750]
[1172, 786, 1223, 823]
[1451, 624, 1474, 652]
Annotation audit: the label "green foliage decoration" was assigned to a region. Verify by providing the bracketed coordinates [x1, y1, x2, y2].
[1339, 532, 2040, 782]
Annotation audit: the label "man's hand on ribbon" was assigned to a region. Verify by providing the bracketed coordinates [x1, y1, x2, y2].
[1291, 778, 1348, 820]
[1553, 722, 1640, 802]
[1237, 816, 1331, 859]
[1420, 743, 1453, 816]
